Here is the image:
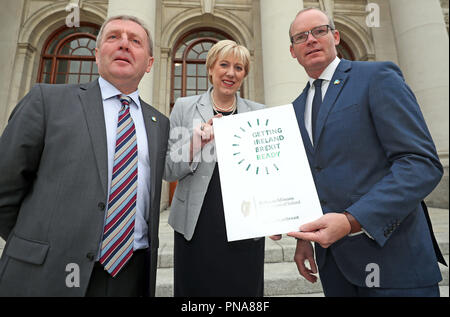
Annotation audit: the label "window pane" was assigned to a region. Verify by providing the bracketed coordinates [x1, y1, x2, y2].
[69, 60, 80, 73]
[72, 47, 92, 56]
[43, 59, 52, 73]
[187, 77, 196, 90]
[81, 61, 92, 73]
[42, 73, 51, 83]
[197, 64, 206, 76]
[79, 38, 89, 47]
[187, 64, 196, 76]
[187, 49, 199, 59]
[56, 73, 66, 84]
[174, 76, 181, 89]
[92, 62, 98, 74]
[198, 77, 207, 90]
[87, 39, 96, 49]
[57, 60, 69, 73]
[202, 42, 213, 51]
[68, 74, 79, 84]
[198, 52, 208, 59]
[176, 44, 186, 59]
[186, 90, 196, 96]
[174, 63, 182, 75]
[79, 75, 90, 83]
[173, 90, 181, 101]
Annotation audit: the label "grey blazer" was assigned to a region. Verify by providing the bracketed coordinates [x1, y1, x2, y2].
[164, 88, 264, 241]
[0, 80, 169, 296]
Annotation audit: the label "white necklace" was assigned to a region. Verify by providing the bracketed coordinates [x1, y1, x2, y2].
[211, 90, 237, 114]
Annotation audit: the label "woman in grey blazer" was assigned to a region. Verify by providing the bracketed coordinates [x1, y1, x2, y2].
[164, 40, 265, 296]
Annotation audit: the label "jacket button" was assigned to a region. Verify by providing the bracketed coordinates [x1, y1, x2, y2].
[86, 252, 95, 261]
[320, 199, 327, 206]
[315, 166, 322, 172]
[98, 202, 106, 211]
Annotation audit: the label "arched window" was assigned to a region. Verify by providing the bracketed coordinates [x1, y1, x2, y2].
[337, 39, 356, 61]
[171, 28, 236, 110]
[38, 23, 100, 84]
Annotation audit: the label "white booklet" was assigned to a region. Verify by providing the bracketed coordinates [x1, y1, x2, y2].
[213, 104, 323, 241]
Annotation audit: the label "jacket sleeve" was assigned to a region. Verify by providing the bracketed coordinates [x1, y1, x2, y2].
[0, 85, 46, 240]
[346, 62, 443, 247]
[163, 98, 198, 182]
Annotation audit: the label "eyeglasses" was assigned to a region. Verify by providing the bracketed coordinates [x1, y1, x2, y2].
[290, 25, 334, 44]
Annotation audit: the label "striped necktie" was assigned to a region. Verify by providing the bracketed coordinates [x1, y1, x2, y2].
[100, 95, 138, 277]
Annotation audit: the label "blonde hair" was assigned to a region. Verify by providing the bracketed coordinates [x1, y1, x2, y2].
[205, 40, 250, 84]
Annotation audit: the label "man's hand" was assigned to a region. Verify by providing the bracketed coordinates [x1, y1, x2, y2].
[294, 239, 318, 283]
[287, 213, 351, 248]
[190, 114, 222, 161]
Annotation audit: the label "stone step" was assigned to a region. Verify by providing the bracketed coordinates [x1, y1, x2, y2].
[156, 256, 449, 297]
[157, 208, 449, 268]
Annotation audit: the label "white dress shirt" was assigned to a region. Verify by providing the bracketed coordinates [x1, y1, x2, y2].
[304, 56, 341, 145]
[98, 77, 150, 253]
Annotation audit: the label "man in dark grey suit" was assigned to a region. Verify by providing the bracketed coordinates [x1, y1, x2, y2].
[0, 15, 169, 296]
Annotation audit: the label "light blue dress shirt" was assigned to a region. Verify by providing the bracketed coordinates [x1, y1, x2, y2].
[98, 77, 150, 253]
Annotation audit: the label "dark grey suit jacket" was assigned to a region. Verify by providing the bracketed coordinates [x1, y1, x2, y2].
[0, 79, 169, 296]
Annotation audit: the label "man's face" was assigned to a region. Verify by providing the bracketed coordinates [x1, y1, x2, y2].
[290, 10, 340, 77]
[95, 19, 153, 90]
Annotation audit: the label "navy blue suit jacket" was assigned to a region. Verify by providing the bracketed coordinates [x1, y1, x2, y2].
[293, 59, 443, 288]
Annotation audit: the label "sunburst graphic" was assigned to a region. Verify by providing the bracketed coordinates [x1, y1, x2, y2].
[232, 118, 281, 175]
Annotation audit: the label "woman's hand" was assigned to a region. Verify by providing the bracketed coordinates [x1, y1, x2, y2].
[190, 114, 223, 161]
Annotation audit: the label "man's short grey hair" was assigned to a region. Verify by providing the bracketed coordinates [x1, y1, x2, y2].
[289, 8, 336, 40]
[96, 15, 153, 56]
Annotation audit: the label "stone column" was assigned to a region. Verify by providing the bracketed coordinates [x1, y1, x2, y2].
[259, 0, 309, 107]
[389, 0, 449, 207]
[0, 0, 25, 131]
[107, 0, 156, 104]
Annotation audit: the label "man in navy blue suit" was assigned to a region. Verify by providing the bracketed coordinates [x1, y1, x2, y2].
[286, 8, 445, 296]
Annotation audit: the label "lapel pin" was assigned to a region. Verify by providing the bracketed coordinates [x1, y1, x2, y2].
[152, 116, 157, 122]
[334, 79, 341, 85]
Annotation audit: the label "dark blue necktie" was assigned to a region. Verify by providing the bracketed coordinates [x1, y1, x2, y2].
[311, 79, 323, 144]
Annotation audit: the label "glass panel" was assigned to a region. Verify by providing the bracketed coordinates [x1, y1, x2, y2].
[70, 39, 79, 49]
[79, 75, 90, 83]
[81, 61, 92, 73]
[176, 44, 186, 59]
[78, 38, 89, 47]
[69, 60, 80, 73]
[174, 63, 182, 75]
[198, 52, 208, 59]
[56, 73, 67, 84]
[92, 62, 98, 74]
[197, 64, 206, 76]
[174, 76, 181, 89]
[187, 77, 196, 90]
[186, 64, 196, 76]
[41, 73, 51, 83]
[43, 59, 52, 73]
[47, 26, 99, 54]
[87, 39, 96, 49]
[187, 48, 199, 59]
[60, 42, 71, 55]
[202, 42, 213, 51]
[198, 77, 207, 90]
[72, 47, 93, 56]
[186, 90, 196, 96]
[68, 74, 79, 84]
[57, 60, 69, 73]
[173, 90, 181, 101]
[91, 74, 99, 81]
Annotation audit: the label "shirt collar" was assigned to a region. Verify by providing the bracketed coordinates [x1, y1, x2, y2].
[308, 56, 341, 86]
[98, 76, 141, 108]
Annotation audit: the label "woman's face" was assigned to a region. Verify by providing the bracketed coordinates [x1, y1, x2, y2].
[209, 54, 246, 98]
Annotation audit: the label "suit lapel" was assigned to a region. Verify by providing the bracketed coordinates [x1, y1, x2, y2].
[314, 59, 351, 146]
[293, 83, 314, 154]
[78, 80, 108, 196]
[140, 99, 159, 205]
[197, 90, 214, 122]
